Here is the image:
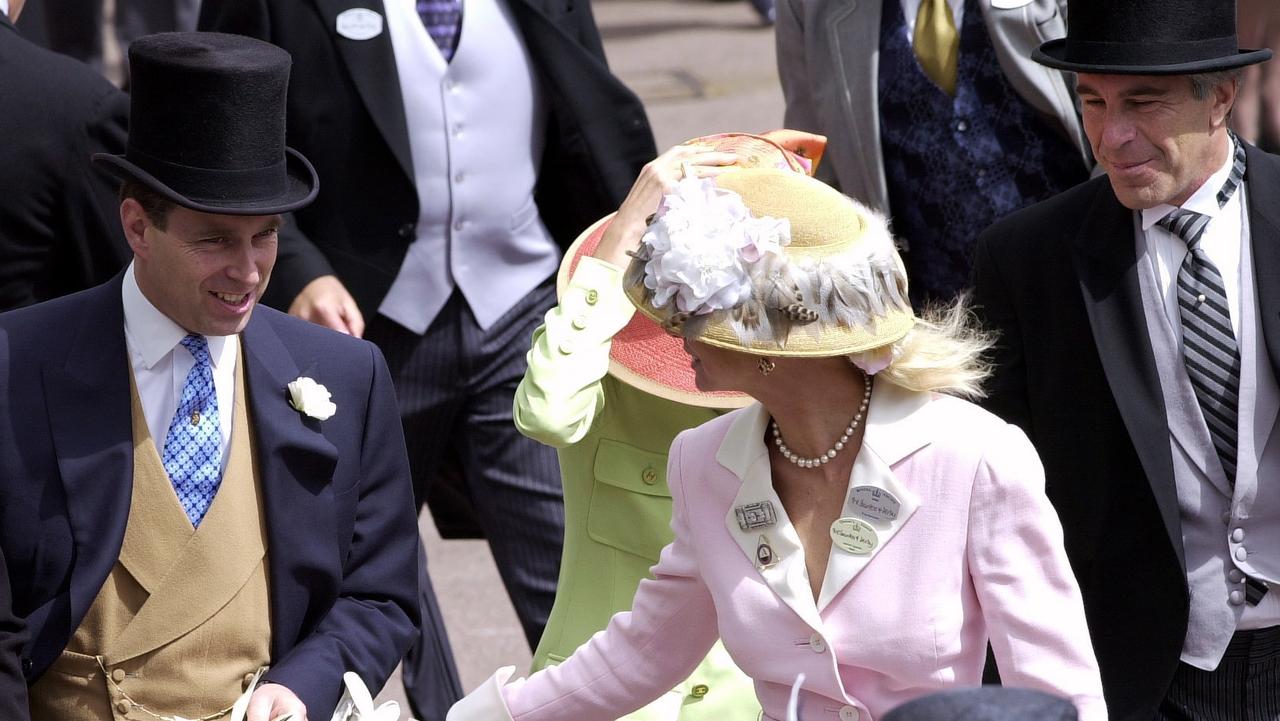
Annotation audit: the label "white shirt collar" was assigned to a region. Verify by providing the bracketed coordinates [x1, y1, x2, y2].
[122, 261, 230, 370]
[0, 1, 11, 18]
[1141, 138, 1238, 231]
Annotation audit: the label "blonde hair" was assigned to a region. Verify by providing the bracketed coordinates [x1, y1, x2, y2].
[855, 294, 994, 400]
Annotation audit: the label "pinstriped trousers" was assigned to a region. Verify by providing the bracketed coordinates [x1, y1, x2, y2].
[368, 283, 564, 720]
[1156, 626, 1280, 720]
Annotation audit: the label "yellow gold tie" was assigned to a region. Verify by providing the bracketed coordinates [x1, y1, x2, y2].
[914, 0, 959, 96]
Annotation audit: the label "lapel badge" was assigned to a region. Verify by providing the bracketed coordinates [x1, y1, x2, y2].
[336, 8, 384, 41]
[735, 500, 777, 531]
[756, 535, 779, 569]
[848, 485, 901, 523]
[830, 517, 879, 556]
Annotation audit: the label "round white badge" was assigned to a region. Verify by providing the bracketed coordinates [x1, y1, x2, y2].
[848, 485, 901, 522]
[830, 517, 878, 556]
[336, 8, 384, 41]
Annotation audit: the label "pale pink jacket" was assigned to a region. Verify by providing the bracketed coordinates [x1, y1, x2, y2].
[450, 383, 1107, 721]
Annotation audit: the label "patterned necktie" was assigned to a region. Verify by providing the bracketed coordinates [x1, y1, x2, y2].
[418, 0, 464, 62]
[161, 334, 223, 527]
[1157, 138, 1246, 487]
[913, 0, 959, 96]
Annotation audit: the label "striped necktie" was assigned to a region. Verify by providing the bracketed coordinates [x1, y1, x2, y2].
[1158, 138, 1244, 487]
[418, 0, 463, 62]
[1160, 138, 1269, 606]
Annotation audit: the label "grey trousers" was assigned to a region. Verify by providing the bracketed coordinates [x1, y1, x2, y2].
[1156, 626, 1280, 721]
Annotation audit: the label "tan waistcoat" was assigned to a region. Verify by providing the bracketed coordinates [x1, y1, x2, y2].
[30, 355, 273, 721]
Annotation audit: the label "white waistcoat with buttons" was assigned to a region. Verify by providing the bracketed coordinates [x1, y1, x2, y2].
[380, 0, 557, 333]
[1134, 199, 1280, 670]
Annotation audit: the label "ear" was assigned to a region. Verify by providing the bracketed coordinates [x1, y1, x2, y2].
[120, 198, 152, 259]
[1210, 77, 1239, 129]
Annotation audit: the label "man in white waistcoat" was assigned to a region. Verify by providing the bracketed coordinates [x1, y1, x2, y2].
[198, 1, 657, 718]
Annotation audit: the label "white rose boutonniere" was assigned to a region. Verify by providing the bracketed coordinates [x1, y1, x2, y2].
[287, 376, 337, 421]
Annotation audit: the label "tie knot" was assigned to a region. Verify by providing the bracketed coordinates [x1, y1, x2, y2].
[1158, 208, 1211, 249]
[180, 334, 211, 367]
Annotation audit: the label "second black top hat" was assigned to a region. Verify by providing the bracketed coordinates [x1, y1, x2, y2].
[1033, 0, 1272, 75]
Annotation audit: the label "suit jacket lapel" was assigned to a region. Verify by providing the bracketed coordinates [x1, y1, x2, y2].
[1070, 183, 1184, 570]
[719, 405, 826, 632]
[1245, 144, 1280, 390]
[829, 0, 889, 210]
[239, 313, 339, 658]
[42, 277, 135, 633]
[817, 383, 926, 610]
[314, 0, 415, 185]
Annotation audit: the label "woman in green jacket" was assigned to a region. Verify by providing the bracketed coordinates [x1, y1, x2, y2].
[513, 132, 822, 721]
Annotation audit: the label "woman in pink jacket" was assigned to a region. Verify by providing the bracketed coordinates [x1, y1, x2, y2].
[449, 164, 1107, 721]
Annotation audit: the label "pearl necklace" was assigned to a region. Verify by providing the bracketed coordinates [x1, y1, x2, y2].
[770, 376, 872, 469]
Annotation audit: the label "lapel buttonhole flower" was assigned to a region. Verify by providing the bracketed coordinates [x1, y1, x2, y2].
[287, 376, 337, 421]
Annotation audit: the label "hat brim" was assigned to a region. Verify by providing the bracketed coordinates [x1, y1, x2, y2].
[92, 146, 319, 215]
[1033, 40, 1273, 75]
[558, 215, 751, 410]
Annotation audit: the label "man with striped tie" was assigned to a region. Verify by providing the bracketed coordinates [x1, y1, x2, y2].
[972, 1, 1280, 719]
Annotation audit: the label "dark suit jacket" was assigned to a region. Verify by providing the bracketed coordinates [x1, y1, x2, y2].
[0, 12, 129, 311]
[0, 545, 29, 721]
[971, 144, 1280, 721]
[198, 0, 656, 317]
[0, 276, 421, 717]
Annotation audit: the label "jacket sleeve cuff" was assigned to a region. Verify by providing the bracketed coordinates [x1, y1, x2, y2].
[447, 667, 520, 721]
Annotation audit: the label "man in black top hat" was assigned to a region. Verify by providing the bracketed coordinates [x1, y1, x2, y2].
[972, 1, 1280, 719]
[0, 32, 420, 721]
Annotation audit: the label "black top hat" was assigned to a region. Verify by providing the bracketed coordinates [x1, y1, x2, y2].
[882, 687, 1078, 721]
[94, 32, 318, 215]
[1033, 0, 1272, 75]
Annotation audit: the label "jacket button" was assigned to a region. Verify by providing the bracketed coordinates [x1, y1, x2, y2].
[115, 700, 132, 714]
[1229, 568, 1244, 583]
[689, 683, 709, 698]
[244, 672, 258, 690]
[558, 340, 575, 355]
[1230, 590, 1245, 606]
[21, 658, 32, 674]
[839, 706, 860, 721]
[808, 632, 826, 653]
[571, 315, 588, 330]
[111, 668, 126, 683]
[397, 223, 415, 239]
[641, 467, 658, 485]
[585, 289, 599, 305]
[1232, 527, 1245, 543]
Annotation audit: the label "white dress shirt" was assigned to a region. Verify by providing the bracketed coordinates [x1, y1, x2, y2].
[122, 263, 237, 470]
[0, 1, 11, 17]
[900, 0, 966, 41]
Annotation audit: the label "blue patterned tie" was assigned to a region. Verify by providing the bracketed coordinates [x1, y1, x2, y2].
[162, 334, 223, 527]
[418, 0, 463, 62]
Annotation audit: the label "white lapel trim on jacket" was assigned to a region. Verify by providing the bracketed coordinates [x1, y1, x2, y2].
[716, 383, 934, 629]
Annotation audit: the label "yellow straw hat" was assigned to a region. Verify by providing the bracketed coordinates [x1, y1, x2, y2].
[623, 168, 915, 357]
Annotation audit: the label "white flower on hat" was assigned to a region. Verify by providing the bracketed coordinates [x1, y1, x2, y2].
[640, 177, 790, 316]
[287, 376, 337, 421]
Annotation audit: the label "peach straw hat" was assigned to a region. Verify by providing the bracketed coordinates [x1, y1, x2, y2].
[555, 131, 826, 409]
